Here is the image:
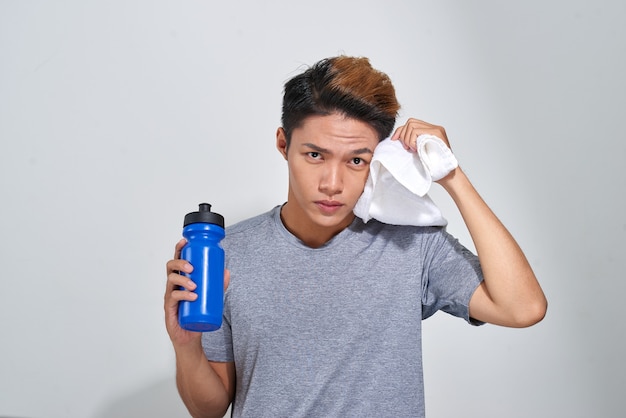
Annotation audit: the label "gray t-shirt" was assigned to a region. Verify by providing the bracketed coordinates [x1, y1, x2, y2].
[202, 205, 483, 417]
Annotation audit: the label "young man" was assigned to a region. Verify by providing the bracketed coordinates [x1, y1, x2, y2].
[164, 56, 547, 417]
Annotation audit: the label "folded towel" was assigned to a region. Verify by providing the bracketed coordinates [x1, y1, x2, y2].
[353, 134, 458, 226]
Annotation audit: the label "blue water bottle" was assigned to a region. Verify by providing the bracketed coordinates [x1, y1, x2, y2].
[178, 203, 225, 332]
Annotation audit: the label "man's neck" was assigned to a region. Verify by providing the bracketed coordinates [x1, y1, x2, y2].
[279, 203, 354, 248]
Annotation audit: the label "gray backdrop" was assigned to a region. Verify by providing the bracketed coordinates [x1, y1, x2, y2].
[1, 1, 624, 417]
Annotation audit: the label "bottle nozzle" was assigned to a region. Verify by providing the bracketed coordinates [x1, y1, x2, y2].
[184, 202, 224, 228]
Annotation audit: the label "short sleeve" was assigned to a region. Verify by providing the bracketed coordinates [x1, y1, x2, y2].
[421, 230, 484, 324]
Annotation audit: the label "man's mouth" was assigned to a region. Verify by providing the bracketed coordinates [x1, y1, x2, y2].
[315, 200, 344, 214]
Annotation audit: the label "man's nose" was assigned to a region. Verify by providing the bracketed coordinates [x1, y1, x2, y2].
[319, 164, 343, 196]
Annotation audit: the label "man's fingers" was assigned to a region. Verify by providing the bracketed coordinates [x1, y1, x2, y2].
[167, 271, 197, 291]
[173, 238, 187, 259]
[166, 258, 193, 276]
[392, 118, 450, 152]
[170, 288, 198, 302]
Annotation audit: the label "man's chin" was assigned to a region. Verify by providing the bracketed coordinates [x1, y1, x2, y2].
[313, 210, 355, 229]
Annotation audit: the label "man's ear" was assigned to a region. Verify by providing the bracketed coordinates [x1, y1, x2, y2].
[276, 127, 288, 160]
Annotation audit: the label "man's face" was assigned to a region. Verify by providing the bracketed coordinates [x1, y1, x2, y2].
[276, 112, 379, 247]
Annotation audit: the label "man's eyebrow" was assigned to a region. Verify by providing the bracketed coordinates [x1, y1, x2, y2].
[302, 143, 374, 155]
[351, 147, 374, 155]
[303, 143, 330, 153]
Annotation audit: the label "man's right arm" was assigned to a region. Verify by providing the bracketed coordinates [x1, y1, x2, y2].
[165, 239, 235, 418]
[174, 342, 235, 418]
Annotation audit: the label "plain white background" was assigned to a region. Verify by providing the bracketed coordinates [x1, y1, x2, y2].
[1, 1, 624, 417]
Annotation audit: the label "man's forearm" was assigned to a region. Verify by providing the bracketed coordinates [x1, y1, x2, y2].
[175, 342, 231, 418]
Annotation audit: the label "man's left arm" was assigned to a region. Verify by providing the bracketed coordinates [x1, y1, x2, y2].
[439, 166, 547, 327]
[392, 118, 547, 327]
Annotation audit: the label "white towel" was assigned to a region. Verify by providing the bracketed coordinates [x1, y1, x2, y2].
[353, 134, 458, 226]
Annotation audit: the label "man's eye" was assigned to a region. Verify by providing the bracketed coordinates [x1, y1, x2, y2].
[352, 158, 363, 165]
[308, 152, 321, 159]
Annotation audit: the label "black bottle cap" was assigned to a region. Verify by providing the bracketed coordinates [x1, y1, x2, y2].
[183, 203, 225, 228]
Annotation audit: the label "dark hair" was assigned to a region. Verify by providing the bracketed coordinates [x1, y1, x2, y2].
[281, 56, 400, 145]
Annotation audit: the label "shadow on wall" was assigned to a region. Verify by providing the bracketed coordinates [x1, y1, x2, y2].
[93, 377, 190, 418]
